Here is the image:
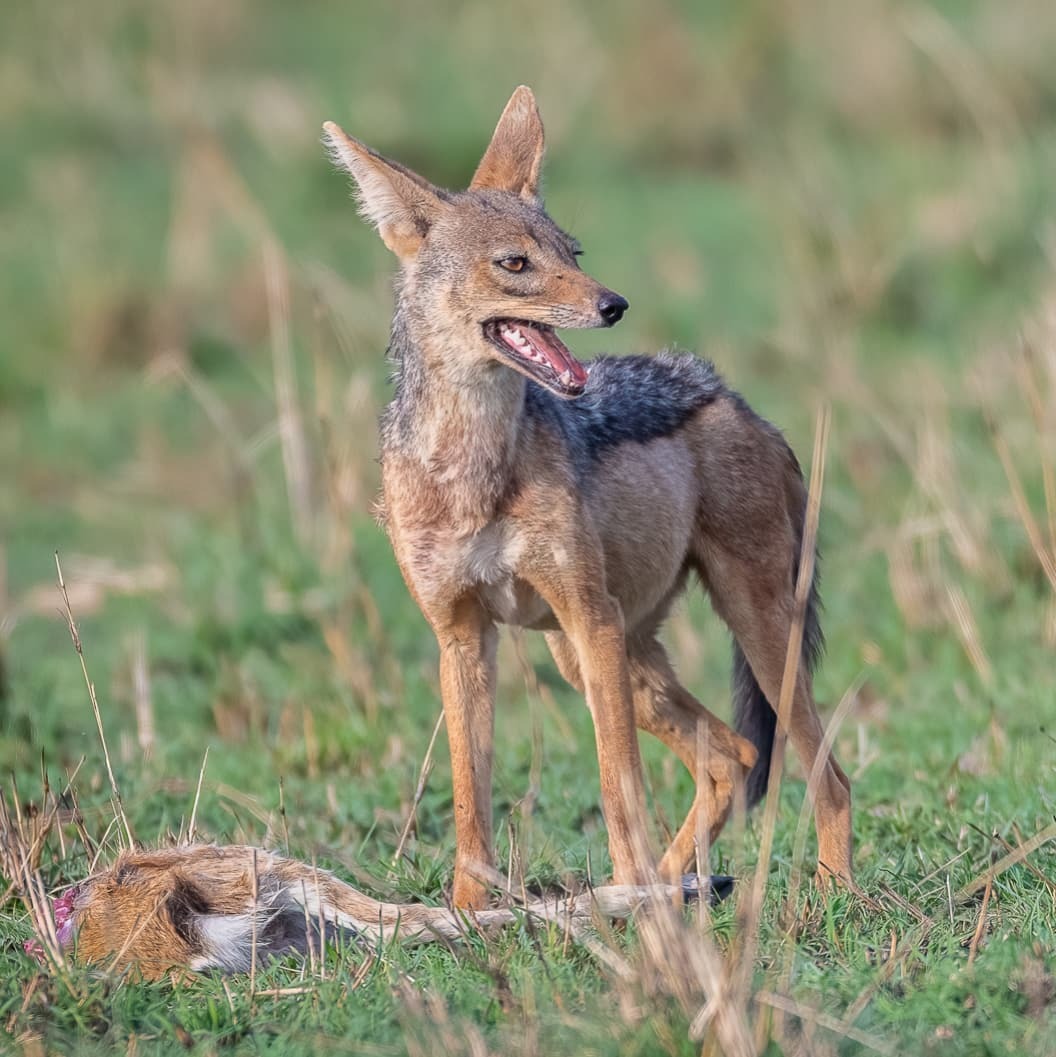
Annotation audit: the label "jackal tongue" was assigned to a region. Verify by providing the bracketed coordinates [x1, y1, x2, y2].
[499, 323, 589, 388]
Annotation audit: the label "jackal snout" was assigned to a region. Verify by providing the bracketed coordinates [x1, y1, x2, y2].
[598, 291, 628, 326]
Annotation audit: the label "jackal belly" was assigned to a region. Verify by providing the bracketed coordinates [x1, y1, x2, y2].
[473, 549, 686, 633]
[477, 576, 556, 629]
[474, 535, 688, 632]
[588, 436, 699, 628]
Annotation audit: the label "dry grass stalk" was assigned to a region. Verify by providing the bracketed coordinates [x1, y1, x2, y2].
[164, 137, 316, 547]
[215, 141, 313, 548]
[842, 818, 1056, 1036]
[967, 874, 994, 968]
[146, 352, 257, 514]
[885, 388, 998, 681]
[755, 991, 894, 1056]
[249, 848, 259, 999]
[320, 619, 380, 722]
[899, 4, 1019, 195]
[309, 286, 374, 577]
[103, 898, 169, 979]
[886, 522, 945, 630]
[187, 747, 209, 844]
[788, 674, 867, 884]
[128, 631, 155, 760]
[989, 825, 1056, 898]
[916, 398, 986, 576]
[253, 986, 319, 998]
[1015, 340, 1056, 556]
[54, 552, 134, 849]
[988, 404, 1056, 595]
[298, 879, 317, 979]
[775, 674, 880, 1011]
[391, 710, 446, 870]
[0, 766, 86, 983]
[264, 238, 314, 549]
[839, 921, 935, 1036]
[277, 776, 290, 853]
[785, 673, 867, 908]
[955, 819, 1056, 903]
[585, 772, 756, 1053]
[942, 584, 993, 685]
[993, 355, 1056, 617]
[733, 406, 831, 1011]
[692, 717, 716, 895]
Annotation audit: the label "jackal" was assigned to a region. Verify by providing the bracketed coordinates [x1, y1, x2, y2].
[322, 87, 852, 909]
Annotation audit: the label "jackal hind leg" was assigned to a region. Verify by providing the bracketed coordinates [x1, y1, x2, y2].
[545, 631, 755, 882]
[626, 637, 757, 881]
[703, 549, 853, 886]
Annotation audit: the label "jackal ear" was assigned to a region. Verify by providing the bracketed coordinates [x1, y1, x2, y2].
[470, 85, 545, 201]
[323, 121, 447, 259]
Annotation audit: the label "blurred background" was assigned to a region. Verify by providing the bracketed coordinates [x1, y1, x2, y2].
[1, 0, 1055, 877]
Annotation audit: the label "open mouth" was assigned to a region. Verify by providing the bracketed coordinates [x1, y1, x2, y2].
[483, 319, 589, 398]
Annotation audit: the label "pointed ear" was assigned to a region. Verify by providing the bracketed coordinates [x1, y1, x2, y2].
[323, 121, 447, 259]
[470, 86, 545, 200]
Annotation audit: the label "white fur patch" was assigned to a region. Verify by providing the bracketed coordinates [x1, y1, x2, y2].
[463, 522, 519, 583]
[190, 913, 259, 972]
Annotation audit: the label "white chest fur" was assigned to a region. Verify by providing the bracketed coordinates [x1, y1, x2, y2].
[407, 520, 553, 628]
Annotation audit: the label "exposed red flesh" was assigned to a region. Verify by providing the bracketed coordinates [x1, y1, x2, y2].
[23, 889, 78, 962]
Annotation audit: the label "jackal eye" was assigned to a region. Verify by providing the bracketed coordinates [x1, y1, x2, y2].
[497, 256, 528, 273]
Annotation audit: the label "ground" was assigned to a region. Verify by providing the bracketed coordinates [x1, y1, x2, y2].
[1, 1, 1055, 1054]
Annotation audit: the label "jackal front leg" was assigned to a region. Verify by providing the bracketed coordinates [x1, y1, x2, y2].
[435, 600, 499, 910]
[527, 570, 652, 884]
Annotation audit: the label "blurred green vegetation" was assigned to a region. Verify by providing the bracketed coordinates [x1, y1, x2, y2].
[2, 1, 1056, 1054]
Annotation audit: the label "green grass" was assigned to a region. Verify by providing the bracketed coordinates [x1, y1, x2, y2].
[2, 1, 1056, 1053]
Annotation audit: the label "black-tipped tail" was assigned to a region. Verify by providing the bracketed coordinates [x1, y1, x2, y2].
[732, 558, 824, 809]
[681, 873, 735, 906]
[732, 642, 776, 808]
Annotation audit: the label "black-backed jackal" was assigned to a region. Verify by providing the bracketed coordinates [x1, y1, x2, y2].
[323, 87, 852, 909]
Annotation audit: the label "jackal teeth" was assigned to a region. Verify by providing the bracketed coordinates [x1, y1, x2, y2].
[503, 325, 529, 349]
[485, 317, 586, 398]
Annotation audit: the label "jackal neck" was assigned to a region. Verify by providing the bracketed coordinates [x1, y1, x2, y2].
[381, 298, 527, 518]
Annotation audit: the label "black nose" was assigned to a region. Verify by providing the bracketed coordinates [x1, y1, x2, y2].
[598, 292, 628, 327]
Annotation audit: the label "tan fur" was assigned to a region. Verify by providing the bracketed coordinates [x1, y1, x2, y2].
[470, 85, 545, 199]
[323, 87, 853, 908]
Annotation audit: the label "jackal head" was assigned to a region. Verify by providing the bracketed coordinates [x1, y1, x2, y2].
[323, 86, 627, 398]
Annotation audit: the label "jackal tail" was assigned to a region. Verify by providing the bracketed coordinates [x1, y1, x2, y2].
[732, 540, 823, 808]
